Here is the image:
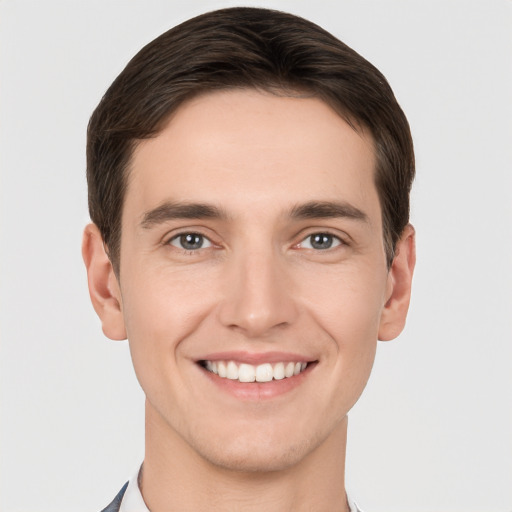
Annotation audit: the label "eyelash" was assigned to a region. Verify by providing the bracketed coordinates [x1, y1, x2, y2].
[167, 232, 213, 252]
[165, 231, 347, 254]
[296, 232, 346, 251]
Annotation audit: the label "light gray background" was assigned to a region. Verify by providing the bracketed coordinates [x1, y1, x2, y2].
[1, 1, 511, 511]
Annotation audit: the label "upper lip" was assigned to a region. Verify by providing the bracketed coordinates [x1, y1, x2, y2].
[196, 351, 316, 365]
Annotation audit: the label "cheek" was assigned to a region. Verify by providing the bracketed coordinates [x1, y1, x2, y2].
[300, 263, 385, 401]
[301, 261, 387, 340]
[122, 260, 213, 332]
[119, 260, 222, 383]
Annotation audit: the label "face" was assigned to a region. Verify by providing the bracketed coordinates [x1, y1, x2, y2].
[87, 89, 413, 472]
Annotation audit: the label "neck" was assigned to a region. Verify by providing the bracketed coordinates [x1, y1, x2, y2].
[141, 400, 350, 512]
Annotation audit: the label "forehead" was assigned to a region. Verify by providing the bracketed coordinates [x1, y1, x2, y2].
[126, 89, 380, 223]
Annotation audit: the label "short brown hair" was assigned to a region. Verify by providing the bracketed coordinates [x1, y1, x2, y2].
[87, 7, 414, 273]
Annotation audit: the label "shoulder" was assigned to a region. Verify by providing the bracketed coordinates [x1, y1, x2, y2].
[100, 481, 129, 512]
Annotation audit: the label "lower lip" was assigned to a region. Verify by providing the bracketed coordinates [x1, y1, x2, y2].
[199, 363, 316, 400]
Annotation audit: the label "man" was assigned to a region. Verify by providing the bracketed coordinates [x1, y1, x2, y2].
[82, 7, 415, 511]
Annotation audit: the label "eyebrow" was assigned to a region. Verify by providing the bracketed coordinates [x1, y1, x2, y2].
[290, 200, 369, 223]
[140, 201, 229, 228]
[140, 199, 369, 229]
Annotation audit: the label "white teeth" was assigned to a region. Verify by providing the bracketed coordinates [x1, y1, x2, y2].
[203, 360, 309, 382]
[285, 362, 295, 378]
[238, 363, 255, 382]
[255, 363, 273, 383]
[273, 362, 285, 380]
[218, 361, 227, 378]
[226, 361, 238, 380]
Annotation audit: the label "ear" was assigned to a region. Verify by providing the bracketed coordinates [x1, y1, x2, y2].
[378, 224, 416, 341]
[82, 223, 127, 340]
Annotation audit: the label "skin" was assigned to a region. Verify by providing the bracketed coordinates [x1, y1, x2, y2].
[83, 89, 415, 511]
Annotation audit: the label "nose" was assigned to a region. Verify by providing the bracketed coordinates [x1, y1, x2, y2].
[217, 247, 299, 338]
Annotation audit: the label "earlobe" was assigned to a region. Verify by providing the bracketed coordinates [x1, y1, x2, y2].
[82, 223, 127, 341]
[378, 224, 416, 341]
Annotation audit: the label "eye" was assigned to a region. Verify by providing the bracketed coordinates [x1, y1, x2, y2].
[169, 233, 212, 251]
[299, 233, 342, 250]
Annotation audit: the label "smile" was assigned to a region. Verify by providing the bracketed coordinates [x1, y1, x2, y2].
[201, 360, 308, 383]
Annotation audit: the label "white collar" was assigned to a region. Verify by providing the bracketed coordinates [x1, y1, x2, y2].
[119, 466, 149, 512]
[119, 465, 362, 512]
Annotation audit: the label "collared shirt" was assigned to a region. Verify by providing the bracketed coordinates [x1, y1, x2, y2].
[119, 469, 149, 512]
[119, 466, 363, 512]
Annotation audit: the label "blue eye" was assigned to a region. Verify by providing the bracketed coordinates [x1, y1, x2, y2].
[169, 233, 212, 251]
[301, 233, 342, 250]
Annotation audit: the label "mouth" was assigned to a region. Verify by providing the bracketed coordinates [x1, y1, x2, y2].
[198, 359, 313, 383]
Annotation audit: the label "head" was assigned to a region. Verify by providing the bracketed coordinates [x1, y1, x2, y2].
[86, 7, 414, 275]
[83, 7, 415, 474]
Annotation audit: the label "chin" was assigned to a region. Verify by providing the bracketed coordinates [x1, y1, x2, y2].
[205, 442, 311, 473]
[191, 426, 320, 474]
